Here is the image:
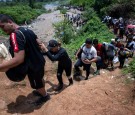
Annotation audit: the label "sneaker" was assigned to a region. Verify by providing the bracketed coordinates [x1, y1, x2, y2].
[34, 94, 50, 106]
[32, 90, 42, 97]
[54, 84, 63, 91]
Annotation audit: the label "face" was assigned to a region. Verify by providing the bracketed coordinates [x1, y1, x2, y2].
[50, 46, 59, 52]
[0, 21, 15, 35]
[85, 43, 92, 48]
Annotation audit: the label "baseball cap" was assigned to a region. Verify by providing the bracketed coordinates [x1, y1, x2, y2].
[47, 40, 58, 50]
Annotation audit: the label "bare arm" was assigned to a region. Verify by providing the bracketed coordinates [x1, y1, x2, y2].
[0, 50, 25, 72]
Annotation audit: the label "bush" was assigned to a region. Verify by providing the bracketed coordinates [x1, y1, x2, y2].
[53, 20, 76, 44]
[123, 58, 135, 78]
[0, 4, 46, 24]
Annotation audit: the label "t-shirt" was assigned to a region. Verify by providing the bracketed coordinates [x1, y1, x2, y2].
[103, 43, 117, 56]
[94, 43, 103, 56]
[9, 27, 45, 71]
[81, 43, 97, 60]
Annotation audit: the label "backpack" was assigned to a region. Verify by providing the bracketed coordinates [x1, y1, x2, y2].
[75, 44, 85, 59]
[6, 29, 28, 82]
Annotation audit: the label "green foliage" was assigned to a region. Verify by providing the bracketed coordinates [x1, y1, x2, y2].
[123, 58, 135, 78]
[70, 0, 94, 6]
[53, 20, 76, 44]
[63, 9, 114, 58]
[0, 4, 46, 24]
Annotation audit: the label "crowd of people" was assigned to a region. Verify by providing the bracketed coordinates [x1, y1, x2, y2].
[0, 14, 135, 107]
[63, 5, 86, 28]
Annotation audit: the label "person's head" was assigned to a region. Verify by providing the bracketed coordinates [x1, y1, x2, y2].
[47, 40, 59, 52]
[93, 39, 98, 46]
[85, 38, 92, 48]
[0, 14, 16, 35]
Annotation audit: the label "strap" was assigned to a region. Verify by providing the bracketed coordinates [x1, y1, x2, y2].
[15, 29, 26, 44]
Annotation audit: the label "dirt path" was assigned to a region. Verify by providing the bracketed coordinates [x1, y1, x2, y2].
[0, 5, 135, 115]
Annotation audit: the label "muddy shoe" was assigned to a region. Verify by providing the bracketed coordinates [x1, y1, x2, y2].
[34, 94, 50, 106]
[54, 84, 63, 91]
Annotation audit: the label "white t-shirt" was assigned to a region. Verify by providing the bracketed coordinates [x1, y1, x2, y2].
[81, 43, 97, 60]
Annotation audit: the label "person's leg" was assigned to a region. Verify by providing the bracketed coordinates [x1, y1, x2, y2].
[74, 59, 83, 76]
[54, 64, 64, 91]
[65, 59, 73, 85]
[84, 64, 91, 80]
[94, 56, 101, 75]
[28, 67, 50, 106]
[28, 67, 47, 96]
[110, 56, 114, 70]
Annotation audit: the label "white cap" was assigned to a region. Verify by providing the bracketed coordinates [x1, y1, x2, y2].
[133, 36, 135, 39]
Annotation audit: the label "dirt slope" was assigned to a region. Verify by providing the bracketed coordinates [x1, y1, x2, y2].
[0, 59, 135, 115]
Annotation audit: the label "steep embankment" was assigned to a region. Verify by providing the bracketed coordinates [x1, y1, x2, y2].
[0, 2, 135, 115]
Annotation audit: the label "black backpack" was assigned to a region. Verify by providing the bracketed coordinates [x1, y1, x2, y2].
[6, 29, 28, 82]
[75, 44, 85, 59]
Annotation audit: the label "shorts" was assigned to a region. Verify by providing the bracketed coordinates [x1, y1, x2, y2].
[57, 59, 72, 77]
[28, 66, 45, 89]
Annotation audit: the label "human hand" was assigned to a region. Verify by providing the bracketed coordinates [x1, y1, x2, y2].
[82, 59, 91, 64]
[39, 43, 48, 52]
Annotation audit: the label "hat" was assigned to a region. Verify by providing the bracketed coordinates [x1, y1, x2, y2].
[133, 36, 135, 40]
[47, 40, 58, 50]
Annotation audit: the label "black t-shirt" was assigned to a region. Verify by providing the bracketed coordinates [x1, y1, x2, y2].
[9, 27, 45, 71]
[46, 47, 71, 65]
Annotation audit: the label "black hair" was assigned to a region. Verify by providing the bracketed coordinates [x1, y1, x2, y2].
[93, 39, 98, 45]
[0, 14, 15, 23]
[85, 38, 92, 44]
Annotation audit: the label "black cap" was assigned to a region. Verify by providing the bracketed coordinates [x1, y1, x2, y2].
[85, 38, 92, 44]
[47, 40, 58, 50]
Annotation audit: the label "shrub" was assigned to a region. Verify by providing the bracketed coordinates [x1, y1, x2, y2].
[0, 4, 46, 24]
[53, 20, 76, 44]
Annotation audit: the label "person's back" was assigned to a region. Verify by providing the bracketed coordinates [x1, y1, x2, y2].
[12, 27, 45, 71]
